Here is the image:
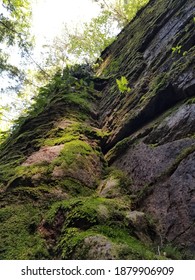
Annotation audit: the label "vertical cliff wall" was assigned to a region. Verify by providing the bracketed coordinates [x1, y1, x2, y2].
[0, 0, 194, 259]
[98, 0, 195, 254]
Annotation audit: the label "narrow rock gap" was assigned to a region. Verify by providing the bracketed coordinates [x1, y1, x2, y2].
[102, 84, 183, 153]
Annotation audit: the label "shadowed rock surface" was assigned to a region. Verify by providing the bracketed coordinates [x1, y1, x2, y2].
[0, 0, 194, 259]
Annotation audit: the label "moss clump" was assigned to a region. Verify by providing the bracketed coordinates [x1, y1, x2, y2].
[42, 121, 108, 147]
[16, 162, 49, 177]
[43, 134, 78, 146]
[162, 244, 183, 260]
[98, 167, 132, 199]
[105, 136, 134, 163]
[46, 196, 129, 225]
[56, 227, 97, 259]
[0, 204, 49, 259]
[45, 195, 158, 259]
[94, 225, 160, 260]
[55, 225, 159, 260]
[162, 144, 195, 178]
[58, 178, 93, 197]
[53, 140, 94, 166]
[5, 162, 51, 192]
[11, 186, 51, 201]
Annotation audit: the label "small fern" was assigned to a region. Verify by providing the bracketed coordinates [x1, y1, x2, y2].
[116, 76, 131, 93]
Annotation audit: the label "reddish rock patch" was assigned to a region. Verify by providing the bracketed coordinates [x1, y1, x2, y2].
[55, 119, 75, 129]
[22, 144, 64, 166]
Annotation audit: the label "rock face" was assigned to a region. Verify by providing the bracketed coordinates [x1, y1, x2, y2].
[97, 0, 195, 256]
[0, 0, 195, 259]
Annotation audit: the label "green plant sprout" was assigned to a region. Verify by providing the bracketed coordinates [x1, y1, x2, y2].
[183, 51, 188, 56]
[171, 45, 182, 54]
[116, 76, 131, 93]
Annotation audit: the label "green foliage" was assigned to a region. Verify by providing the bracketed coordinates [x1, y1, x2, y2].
[171, 45, 189, 57]
[0, 130, 8, 144]
[116, 76, 131, 93]
[0, 0, 33, 133]
[94, 0, 150, 28]
[0, 0, 32, 71]
[12, 66, 92, 121]
[171, 45, 182, 54]
[40, 0, 150, 72]
[41, 12, 116, 69]
[46, 196, 152, 259]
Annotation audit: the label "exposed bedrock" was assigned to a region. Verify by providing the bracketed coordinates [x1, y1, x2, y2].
[98, 0, 195, 253]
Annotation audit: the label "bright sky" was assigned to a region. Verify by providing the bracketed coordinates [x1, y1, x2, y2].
[31, 0, 100, 49]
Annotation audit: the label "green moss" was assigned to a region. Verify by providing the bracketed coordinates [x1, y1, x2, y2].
[0, 122, 54, 183]
[162, 244, 183, 260]
[53, 140, 94, 167]
[56, 225, 160, 259]
[94, 225, 159, 260]
[56, 224, 160, 260]
[102, 59, 121, 76]
[137, 72, 169, 109]
[44, 134, 78, 146]
[104, 167, 132, 193]
[46, 196, 130, 227]
[63, 92, 92, 112]
[48, 195, 158, 259]
[106, 136, 134, 163]
[4, 162, 51, 191]
[11, 186, 51, 200]
[46, 197, 99, 232]
[0, 204, 49, 259]
[56, 227, 99, 259]
[0, 160, 23, 183]
[185, 97, 195, 105]
[58, 178, 93, 196]
[98, 0, 175, 77]
[163, 144, 195, 177]
[40, 120, 107, 148]
[149, 73, 169, 94]
[16, 163, 49, 177]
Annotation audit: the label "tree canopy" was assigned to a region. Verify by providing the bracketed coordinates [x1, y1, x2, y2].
[0, 0, 32, 73]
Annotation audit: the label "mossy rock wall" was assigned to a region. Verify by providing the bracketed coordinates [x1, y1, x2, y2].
[97, 0, 195, 256]
[0, 0, 195, 259]
[98, 0, 195, 151]
[0, 67, 160, 260]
